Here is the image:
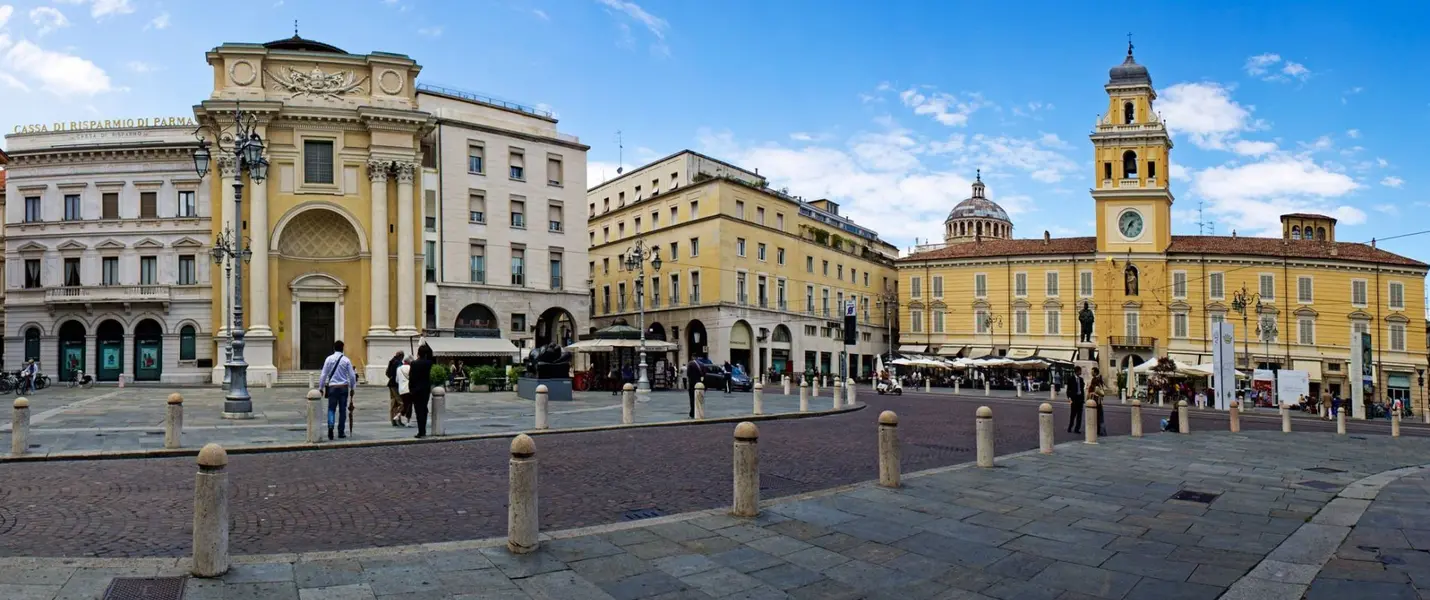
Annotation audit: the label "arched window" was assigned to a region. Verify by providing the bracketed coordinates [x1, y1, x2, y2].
[179, 325, 197, 361]
[23, 327, 40, 363]
[976, 222, 982, 236]
[1123, 101, 1135, 124]
[1291, 226, 1301, 240]
[1122, 151, 1138, 177]
[1316, 227, 1327, 240]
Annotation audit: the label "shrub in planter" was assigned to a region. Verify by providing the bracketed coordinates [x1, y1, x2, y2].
[430, 364, 449, 388]
[469, 365, 500, 391]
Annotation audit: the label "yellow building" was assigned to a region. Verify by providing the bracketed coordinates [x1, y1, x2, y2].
[196, 35, 433, 382]
[899, 46, 1429, 415]
[587, 151, 899, 379]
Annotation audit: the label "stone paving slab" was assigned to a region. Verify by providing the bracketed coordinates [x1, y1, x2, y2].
[2, 430, 1428, 599]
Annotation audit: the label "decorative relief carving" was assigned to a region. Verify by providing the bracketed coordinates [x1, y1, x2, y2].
[229, 60, 257, 86]
[278, 210, 361, 259]
[265, 65, 367, 100]
[394, 162, 416, 183]
[377, 69, 404, 95]
[367, 160, 390, 182]
[217, 155, 239, 176]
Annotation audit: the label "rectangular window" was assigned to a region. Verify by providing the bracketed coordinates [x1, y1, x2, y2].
[737, 238, 746, 257]
[1352, 279, 1368, 306]
[933, 310, 945, 333]
[1353, 321, 1368, 339]
[303, 140, 334, 184]
[777, 279, 787, 309]
[1259, 316, 1277, 342]
[469, 193, 486, 223]
[1045, 271, 1059, 297]
[1015, 310, 1028, 334]
[650, 276, 660, 307]
[836, 265, 843, 281]
[756, 207, 765, 225]
[910, 277, 922, 299]
[1172, 271, 1187, 299]
[550, 254, 563, 290]
[822, 260, 829, 276]
[736, 200, 745, 219]
[469, 244, 486, 283]
[618, 223, 624, 238]
[689, 237, 699, 257]
[24, 197, 40, 222]
[64, 258, 81, 287]
[776, 213, 784, 230]
[512, 313, 527, 333]
[737, 272, 748, 305]
[102, 257, 119, 286]
[64, 194, 81, 221]
[757, 243, 767, 261]
[548, 204, 563, 233]
[911, 311, 923, 333]
[757, 275, 767, 307]
[425, 241, 437, 282]
[546, 156, 563, 186]
[864, 273, 870, 287]
[602, 286, 611, 313]
[1080, 271, 1093, 297]
[806, 256, 814, 273]
[1125, 312, 1139, 338]
[178, 190, 197, 217]
[669, 274, 679, 306]
[776, 247, 786, 265]
[1046, 310, 1061, 335]
[1389, 282, 1405, 309]
[102, 192, 120, 219]
[1148, 161, 1157, 179]
[140, 191, 157, 219]
[1259, 274, 1275, 300]
[1298, 276, 1313, 304]
[511, 248, 525, 286]
[670, 206, 678, 224]
[975, 310, 990, 334]
[468, 145, 485, 174]
[140, 256, 157, 285]
[1299, 318, 1314, 345]
[932, 276, 944, 298]
[1209, 272, 1224, 299]
[509, 150, 525, 180]
[669, 242, 678, 261]
[1103, 162, 1113, 180]
[634, 185, 642, 201]
[24, 259, 41, 289]
[510, 199, 526, 228]
[690, 200, 699, 219]
[178, 255, 196, 285]
[1174, 313, 1188, 338]
[806, 285, 815, 313]
[1014, 272, 1028, 297]
[975, 273, 988, 298]
[1390, 323, 1406, 351]
[691, 271, 701, 303]
[822, 289, 830, 316]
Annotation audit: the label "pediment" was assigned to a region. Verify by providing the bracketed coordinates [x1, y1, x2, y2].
[172, 237, 206, 248]
[1205, 301, 1228, 312]
[1168, 300, 1192, 312]
[1257, 304, 1280, 315]
[1043, 298, 1063, 309]
[929, 300, 947, 309]
[1012, 298, 1031, 309]
[15, 241, 47, 253]
[1385, 313, 1410, 324]
[133, 238, 165, 249]
[1293, 306, 1319, 318]
[970, 299, 990, 310]
[1122, 300, 1142, 309]
[908, 300, 925, 310]
[95, 239, 127, 251]
[1347, 310, 1373, 321]
[56, 240, 88, 251]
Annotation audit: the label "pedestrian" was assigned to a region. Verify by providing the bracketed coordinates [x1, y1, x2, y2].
[685, 358, 702, 418]
[318, 340, 356, 440]
[386, 351, 405, 427]
[1089, 367, 1107, 436]
[408, 344, 435, 438]
[1067, 367, 1086, 434]
[396, 356, 413, 426]
[608, 363, 621, 395]
[723, 361, 733, 394]
[1331, 395, 1341, 420]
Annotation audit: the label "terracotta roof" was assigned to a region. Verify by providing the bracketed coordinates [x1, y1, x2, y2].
[900, 234, 1426, 269]
[1280, 213, 1337, 222]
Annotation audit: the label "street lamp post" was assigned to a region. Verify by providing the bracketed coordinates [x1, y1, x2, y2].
[1256, 317, 1278, 405]
[623, 240, 662, 392]
[875, 289, 898, 362]
[193, 108, 266, 419]
[1230, 284, 1260, 372]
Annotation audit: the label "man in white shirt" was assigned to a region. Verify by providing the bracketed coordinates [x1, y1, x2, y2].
[318, 340, 357, 440]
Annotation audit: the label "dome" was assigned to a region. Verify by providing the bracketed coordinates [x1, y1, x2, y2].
[943, 171, 1013, 244]
[1108, 43, 1151, 86]
[263, 35, 346, 54]
[945, 172, 1010, 223]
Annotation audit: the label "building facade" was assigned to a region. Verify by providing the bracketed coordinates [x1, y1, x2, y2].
[2, 125, 215, 383]
[898, 46, 1430, 415]
[417, 86, 590, 356]
[588, 151, 900, 379]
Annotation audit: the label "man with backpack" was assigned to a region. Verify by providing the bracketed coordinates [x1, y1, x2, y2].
[318, 340, 357, 440]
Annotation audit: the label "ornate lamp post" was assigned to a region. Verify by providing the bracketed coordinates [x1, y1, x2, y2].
[193, 108, 267, 419]
[1229, 285, 1260, 374]
[875, 289, 899, 362]
[623, 240, 662, 392]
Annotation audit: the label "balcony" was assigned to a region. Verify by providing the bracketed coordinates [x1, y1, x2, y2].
[758, 297, 768, 308]
[1109, 336, 1156, 349]
[38, 285, 173, 310]
[738, 294, 749, 306]
[471, 270, 486, 284]
[650, 296, 660, 309]
[550, 276, 562, 290]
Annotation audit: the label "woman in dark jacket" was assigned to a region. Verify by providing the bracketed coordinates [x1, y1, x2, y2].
[408, 344, 435, 438]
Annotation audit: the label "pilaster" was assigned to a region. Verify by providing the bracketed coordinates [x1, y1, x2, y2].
[394, 161, 418, 336]
[368, 160, 392, 336]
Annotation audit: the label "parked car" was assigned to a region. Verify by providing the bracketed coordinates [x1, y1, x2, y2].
[693, 359, 754, 392]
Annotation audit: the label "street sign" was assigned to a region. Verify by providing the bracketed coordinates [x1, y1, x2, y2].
[843, 301, 857, 345]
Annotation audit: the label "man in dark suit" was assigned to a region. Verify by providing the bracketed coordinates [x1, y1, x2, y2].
[1067, 367, 1086, 434]
[685, 359, 703, 418]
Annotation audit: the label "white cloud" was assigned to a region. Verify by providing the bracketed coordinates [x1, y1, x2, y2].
[1341, 86, 1363, 104]
[1191, 155, 1362, 234]
[1243, 52, 1311, 82]
[1169, 163, 1190, 181]
[1157, 82, 1264, 150]
[125, 60, 156, 73]
[57, 0, 133, 19]
[533, 9, 548, 20]
[0, 70, 30, 92]
[1346, 129, 1360, 139]
[1230, 140, 1277, 156]
[1038, 132, 1070, 149]
[1244, 53, 1280, 76]
[1376, 157, 1389, 168]
[1299, 135, 1333, 152]
[1373, 204, 1399, 215]
[0, 5, 13, 28]
[417, 26, 442, 37]
[1381, 176, 1404, 188]
[146, 11, 168, 30]
[597, 0, 669, 55]
[29, 7, 69, 35]
[898, 87, 990, 127]
[1281, 61, 1310, 81]
[1, 38, 113, 95]
[1012, 101, 1053, 119]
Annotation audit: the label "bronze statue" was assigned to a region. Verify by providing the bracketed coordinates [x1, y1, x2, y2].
[1078, 302, 1095, 343]
[525, 341, 572, 379]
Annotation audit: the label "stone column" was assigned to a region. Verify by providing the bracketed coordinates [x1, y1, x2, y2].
[367, 160, 391, 335]
[507, 434, 538, 554]
[192, 444, 229, 577]
[165, 393, 184, 449]
[394, 162, 418, 336]
[1131, 399, 1143, 437]
[247, 176, 271, 336]
[878, 410, 900, 487]
[216, 156, 237, 338]
[975, 406, 994, 467]
[732, 422, 759, 517]
[11, 398, 29, 456]
[1038, 402, 1054, 454]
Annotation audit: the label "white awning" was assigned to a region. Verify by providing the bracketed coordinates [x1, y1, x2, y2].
[422, 336, 522, 357]
[937, 345, 966, 357]
[566, 338, 679, 353]
[1293, 359, 1323, 381]
[968, 347, 992, 358]
[898, 344, 927, 354]
[1006, 347, 1037, 359]
[1169, 353, 1203, 365]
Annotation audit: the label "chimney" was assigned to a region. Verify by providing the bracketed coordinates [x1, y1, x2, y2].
[1043, 230, 1050, 244]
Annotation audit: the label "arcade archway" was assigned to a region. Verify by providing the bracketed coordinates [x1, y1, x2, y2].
[534, 307, 575, 348]
[96, 320, 124, 382]
[454, 303, 500, 337]
[58, 321, 86, 383]
[133, 319, 163, 381]
[730, 320, 753, 373]
[685, 320, 708, 360]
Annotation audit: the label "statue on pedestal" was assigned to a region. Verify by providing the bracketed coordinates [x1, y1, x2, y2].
[1078, 302, 1095, 343]
[524, 341, 572, 379]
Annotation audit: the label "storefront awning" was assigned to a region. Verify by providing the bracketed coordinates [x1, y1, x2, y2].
[423, 336, 522, 357]
[1169, 353, 1202, 366]
[1006, 347, 1038, 360]
[937, 345, 966, 357]
[968, 347, 992, 358]
[1293, 359, 1323, 381]
[898, 344, 927, 354]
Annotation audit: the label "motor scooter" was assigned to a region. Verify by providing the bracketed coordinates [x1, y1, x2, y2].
[876, 377, 903, 395]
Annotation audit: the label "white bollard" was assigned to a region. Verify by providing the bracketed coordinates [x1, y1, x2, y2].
[925, 379, 931, 393]
[1158, 390, 1165, 407]
[732, 422, 760, 517]
[1050, 385, 1056, 401]
[308, 372, 316, 390]
[1229, 401, 1241, 433]
[165, 393, 184, 449]
[955, 380, 961, 395]
[1281, 405, 1291, 433]
[1120, 388, 1126, 405]
[508, 434, 539, 554]
[753, 382, 764, 415]
[1016, 384, 1022, 398]
[975, 406, 994, 468]
[846, 378, 857, 406]
[306, 389, 323, 443]
[833, 379, 843, 409]
[118, 373, 125, 388]
[798, 380, 809, 412]
[1038, 402, 1054, 454]
[812, 377, 820, 398]
[622, 383, 635, 424]
[878, 411, 900, 488]
[431, 387, 446, 436]
[1337, 409, 1347, 435]
[783, 375, 791, 396]
[1177, 400, 1189, 434]
[1393, 408, 1401, 438]
[1084, 400, 1098, 445]
[11, 398, 30, 456]
[534, 384, 549, 430]
[1131, 399, 1143, 438]
[984, 381, 990, 396]
[191, 444, 229, 577]
[694, 382, 706, 419]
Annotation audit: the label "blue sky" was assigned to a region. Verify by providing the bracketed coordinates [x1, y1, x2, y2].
[1, 0, 1427, 261]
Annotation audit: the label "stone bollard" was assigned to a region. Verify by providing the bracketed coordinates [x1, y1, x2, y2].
[118, 373, 125, 388]
[1281, 405, 1291, 433]
[534, 384, 549, 430]
[431, 387, 447, 436]
[1393, 409, 1401, 437]
[507, 434, 539, 554]
[878, 411, 900, 488]
[308, 372, 316, 389]
[1229, 401, 1241, 433]
[783, 375, 791, 396]
[847, 378, 857, 405]
[165, 393, 184, 449]
[925, 379, 931, 393]
[833, 379, 844, 409]
[622, 383, 635, 424]
[1158, 390, 1165, 407]
[1130, 399, 1143, 438]
[191, 444, 230, 577]
[984, 381, 990, 396]
[975, 407, 994, 467]
[812, 377, 820, 398]
[732, 422, 760, 517]
[1049, 385, 1056, 401]
[753, 382, 764, 415]
[1337, 409, 1347, 435]
[1038, 403, 1054, 454]
[1120, 388, 1127, 404]
[1084, 400, 1098, 445]
[11, 398, 30, 456]
[955, 380, 960, 394]
[1177, 400, 1189, 434]
[798, 380, 809, 412]
[694, 382, 706, 419]
[1016, 384, 1022, 398]
[306, 389, 323, 443]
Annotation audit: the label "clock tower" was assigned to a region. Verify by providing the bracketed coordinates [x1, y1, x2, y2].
[1091, 41, 1174, 254]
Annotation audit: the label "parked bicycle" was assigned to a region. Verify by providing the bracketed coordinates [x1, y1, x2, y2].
[68, 370, 94, 389]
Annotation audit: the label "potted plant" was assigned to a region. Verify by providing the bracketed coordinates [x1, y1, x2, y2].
[469, 365, 500, 392]
[508, 365, 526, 389]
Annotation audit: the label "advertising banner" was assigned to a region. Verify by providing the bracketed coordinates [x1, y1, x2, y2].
[1276, 370, 1310, 407]
[1211, 321, 1236, 410]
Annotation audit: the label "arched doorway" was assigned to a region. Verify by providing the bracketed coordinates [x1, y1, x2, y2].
[730, 320, 753, 373]
[96, 320, 124, 382]
[685, 320, 707, 360]
[133, 319, 163, 381]
[277, 207, 362, 371]
[58, 321, 85, 383]
[770, 324, 793, 376]
[23, 327, 40, 363]
[534, 307, 575, 348]
[646, 322, 666, 341]
[455, 303, 500, 337]
[290, 273, 348, 370]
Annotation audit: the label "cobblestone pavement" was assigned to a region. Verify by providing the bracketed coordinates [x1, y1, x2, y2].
[0, 430, 1426, 599]
[1, 388, 1423, 560]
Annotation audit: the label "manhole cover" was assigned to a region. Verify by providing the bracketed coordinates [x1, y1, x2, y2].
[1298, 480, 1341, 491]
[1170, 490, 1220, 504]
[1306, 467, 1345, 474]
[103, 576, 186, 600]
[622, 508, 664, 521]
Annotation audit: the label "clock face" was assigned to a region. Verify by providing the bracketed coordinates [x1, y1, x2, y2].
[1118, 210, 1144, 239]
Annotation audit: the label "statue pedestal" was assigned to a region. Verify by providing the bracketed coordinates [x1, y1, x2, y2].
[518, 377, 573, 402]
